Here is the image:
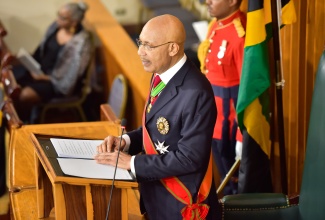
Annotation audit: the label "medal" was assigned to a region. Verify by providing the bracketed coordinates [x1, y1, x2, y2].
[147, 103, 152, 113]
[156, 117, 169, 135]
[155, 140, 169, 154]
[217, 40, 227, 59]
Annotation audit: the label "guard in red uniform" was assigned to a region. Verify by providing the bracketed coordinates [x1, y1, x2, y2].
[198, 0, 246, 195]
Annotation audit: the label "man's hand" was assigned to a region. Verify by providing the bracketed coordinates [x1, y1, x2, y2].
[94, 150, 131, 170]
[96, 135, 126, 153]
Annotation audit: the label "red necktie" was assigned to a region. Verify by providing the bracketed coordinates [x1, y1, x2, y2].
[151, 74, 161, 105]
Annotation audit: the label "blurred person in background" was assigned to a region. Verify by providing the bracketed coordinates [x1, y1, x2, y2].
[198, 0, 246, 195]
[13, 1, 92, 122]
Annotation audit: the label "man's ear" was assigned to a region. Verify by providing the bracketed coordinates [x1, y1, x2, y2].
[168, 43, 179, 56]
[228, 0, 238, 7]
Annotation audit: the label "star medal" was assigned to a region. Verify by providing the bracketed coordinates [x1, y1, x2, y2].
[217, 40, 227, 59]
[155, 140, 169, 154]
[156, 117, 169, 135]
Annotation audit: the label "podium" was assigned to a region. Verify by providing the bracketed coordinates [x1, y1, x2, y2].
[8, 121, 141, 220]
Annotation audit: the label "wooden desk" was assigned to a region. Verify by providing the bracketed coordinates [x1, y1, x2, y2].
[9, 121, 141, 219]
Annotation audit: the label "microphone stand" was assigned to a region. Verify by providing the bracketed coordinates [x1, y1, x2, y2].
[105, 119, 126, 220]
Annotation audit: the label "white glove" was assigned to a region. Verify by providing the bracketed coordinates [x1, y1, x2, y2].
[235, 141, 243, 160]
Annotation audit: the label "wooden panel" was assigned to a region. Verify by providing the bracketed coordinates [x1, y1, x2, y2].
[272, 0, 325, 194]
[10, 189, 38, 220]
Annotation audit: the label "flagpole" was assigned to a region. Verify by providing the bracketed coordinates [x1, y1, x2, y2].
[217, 159, 240, 195]
[270, 0, 288, 194]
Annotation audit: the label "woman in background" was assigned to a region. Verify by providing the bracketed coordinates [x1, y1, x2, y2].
[13, 1, 92, 122]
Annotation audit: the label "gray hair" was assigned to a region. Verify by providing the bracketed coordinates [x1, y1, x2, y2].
[64, 1, 89, 23]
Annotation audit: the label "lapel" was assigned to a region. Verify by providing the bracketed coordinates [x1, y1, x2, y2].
[145, 59, 191, 123]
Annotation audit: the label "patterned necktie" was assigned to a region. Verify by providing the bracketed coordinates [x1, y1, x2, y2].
[151, 75, 162, 105]
[147, 74, 164, 113]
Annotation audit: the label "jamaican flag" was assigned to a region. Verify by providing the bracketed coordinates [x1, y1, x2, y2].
[237, 0, 296, 193]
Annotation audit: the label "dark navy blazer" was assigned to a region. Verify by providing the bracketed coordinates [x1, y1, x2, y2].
[128, 58, 219, 220]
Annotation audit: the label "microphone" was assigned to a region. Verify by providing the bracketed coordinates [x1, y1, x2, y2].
[105, 118, 127, 220]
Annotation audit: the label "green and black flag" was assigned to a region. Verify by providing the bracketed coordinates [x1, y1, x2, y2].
[237, 0, 296, 193]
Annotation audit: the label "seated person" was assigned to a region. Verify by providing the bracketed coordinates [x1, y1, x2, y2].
[12, 1, 92, 122]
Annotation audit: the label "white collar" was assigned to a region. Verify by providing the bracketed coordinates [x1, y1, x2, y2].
[157, 54, 187, 84]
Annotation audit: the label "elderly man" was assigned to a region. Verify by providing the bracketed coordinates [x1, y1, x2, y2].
[95, 14, 219, 220]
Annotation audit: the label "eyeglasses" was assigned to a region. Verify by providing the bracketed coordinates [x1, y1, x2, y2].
[57, 12, 70, 21]
[136, 38, 173, 51]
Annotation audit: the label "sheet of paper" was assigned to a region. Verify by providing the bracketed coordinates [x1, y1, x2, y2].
[51, 138, 103, 159]
[17, 48, 44, 75]
[192, 20, 209, 42]
[57, 158, 133, 180]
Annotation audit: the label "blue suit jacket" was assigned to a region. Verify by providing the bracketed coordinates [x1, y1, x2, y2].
[127, 58, 219, 220]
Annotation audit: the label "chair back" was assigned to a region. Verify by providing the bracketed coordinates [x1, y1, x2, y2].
[107, 74, 128, 119]
[299, 50, 325, 220]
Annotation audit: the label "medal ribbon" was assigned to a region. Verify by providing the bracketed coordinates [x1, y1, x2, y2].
[142, 109, 213, 220]
[151, 81, 166, 97]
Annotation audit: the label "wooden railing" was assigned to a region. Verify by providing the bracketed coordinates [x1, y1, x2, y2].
[84, 0, 151, 131]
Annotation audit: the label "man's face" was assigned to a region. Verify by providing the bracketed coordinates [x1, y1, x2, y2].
[206, 0, 233, 19]
[137, 25, 172, 74]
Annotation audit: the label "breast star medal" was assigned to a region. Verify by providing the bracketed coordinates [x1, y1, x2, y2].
[155, 140, 169, 154]
[156, 117, 169, 135]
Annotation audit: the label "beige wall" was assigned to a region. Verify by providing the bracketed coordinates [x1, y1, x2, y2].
[0, 0, 70, 53]
[0, 0, 143, 54]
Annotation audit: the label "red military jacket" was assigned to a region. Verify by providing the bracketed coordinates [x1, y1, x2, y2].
[198, 10, 246, 140]
[205, 10, 246, 87]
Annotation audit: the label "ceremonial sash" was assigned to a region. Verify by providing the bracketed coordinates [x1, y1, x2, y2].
[142, 108, 213, 220]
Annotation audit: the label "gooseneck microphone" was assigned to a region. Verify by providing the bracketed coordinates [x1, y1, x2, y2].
[105, 118, 127, 220]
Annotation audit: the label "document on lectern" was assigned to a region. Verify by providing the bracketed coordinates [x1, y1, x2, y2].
[51, 138, 133, 180]
[51, 138, 102, 159]
[57, 158, 133, 180]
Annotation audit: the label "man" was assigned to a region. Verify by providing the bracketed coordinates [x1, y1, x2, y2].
[95, 14, 219, 220]
[197, 0, 246, 195]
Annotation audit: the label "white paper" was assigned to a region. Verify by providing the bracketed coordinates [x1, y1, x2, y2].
[17, 48, 43, 75]
[192, 20, 209, 42]
[57, 158, 133, 180]
[51, 138, 103, 159]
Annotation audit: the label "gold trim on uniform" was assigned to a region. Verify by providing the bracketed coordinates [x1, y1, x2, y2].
[156, 117, 169, 135]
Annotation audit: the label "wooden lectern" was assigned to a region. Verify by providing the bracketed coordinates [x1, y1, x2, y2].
[31, 133, 138, 220]
[9, 121, 142, 220]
